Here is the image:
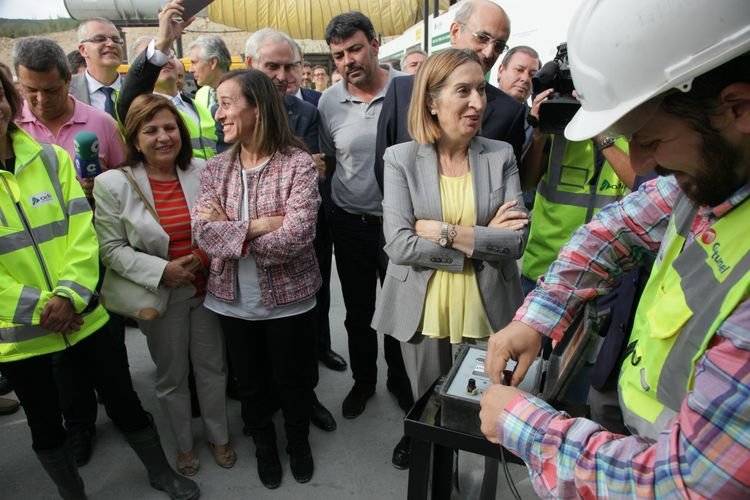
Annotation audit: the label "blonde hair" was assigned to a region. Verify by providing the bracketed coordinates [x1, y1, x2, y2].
[407, 49, 482, 144]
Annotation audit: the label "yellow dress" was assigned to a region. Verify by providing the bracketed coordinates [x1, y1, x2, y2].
[420, 171, 493, 343]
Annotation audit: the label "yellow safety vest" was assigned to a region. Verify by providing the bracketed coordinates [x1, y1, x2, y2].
[194, 85, 215, 111]
[180, 99, 217, 160]
[522, 137, 630, 281]
[619, 192, 750, 440]
[0, 127, 108, 362]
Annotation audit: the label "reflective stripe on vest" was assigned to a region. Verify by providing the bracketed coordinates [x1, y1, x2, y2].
[179, 101, 217, 160]
[522, 137, 629, 281]
[536, 137, 623, 210]
[13, 286, 41, 325]
[0, 324, 51, 343]
[618, 193, 750, 440]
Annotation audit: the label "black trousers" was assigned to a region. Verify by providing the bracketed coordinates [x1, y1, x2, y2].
[324, 199, 410, 389]
[1, 323, 149, 451]
[54, 313, 126, 433]
[219, 309, 316, 446]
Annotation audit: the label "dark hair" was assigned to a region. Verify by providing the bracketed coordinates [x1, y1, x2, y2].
[325, 11, 377, 45]
[661, 52, 750, 136]
[123, 94, 193, 170]
[501, 45, 541, 69]
[0, 64, 21, 132]
[13, 37, 71, 82]
[218, 69, 306, 157]
[67, 50, 86, 73]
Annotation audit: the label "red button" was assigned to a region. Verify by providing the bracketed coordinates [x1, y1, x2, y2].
[701, 229, 716, 244]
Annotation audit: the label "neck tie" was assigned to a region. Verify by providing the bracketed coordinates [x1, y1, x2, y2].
[101, 87, 116, 119]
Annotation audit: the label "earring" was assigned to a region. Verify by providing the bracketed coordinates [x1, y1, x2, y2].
[430, 109, 437, 115]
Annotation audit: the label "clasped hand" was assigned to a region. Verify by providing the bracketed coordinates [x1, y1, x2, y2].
[162, 254, 200, 288]
[488, 200, 528, 231]
[40, 296, 83, 334]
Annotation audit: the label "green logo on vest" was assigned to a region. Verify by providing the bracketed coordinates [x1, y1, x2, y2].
[600, 179, 625, 191]
[711, 242, 731, 274]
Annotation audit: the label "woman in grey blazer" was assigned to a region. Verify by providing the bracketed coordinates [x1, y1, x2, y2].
[373, 49, 529, 402]
[93, 95, 234, 476]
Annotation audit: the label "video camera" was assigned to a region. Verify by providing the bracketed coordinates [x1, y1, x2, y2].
[531, 43, 581, 135]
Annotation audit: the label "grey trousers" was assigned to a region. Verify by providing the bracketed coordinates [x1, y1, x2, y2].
[400, 335, 453, 402]
[139, 295, 228, 452]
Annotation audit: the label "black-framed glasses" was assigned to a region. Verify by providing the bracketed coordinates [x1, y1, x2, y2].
[460, 24, 507, 54]
[81, 34, 124, 45]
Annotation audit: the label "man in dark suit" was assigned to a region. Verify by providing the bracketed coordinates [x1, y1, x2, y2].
[300, 87, 321, 107]
[243, 27, 342, 433]
[375, 0, 526, 192]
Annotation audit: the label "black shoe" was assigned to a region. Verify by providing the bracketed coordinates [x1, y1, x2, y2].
[387, 378, 415, 413]
[253, 427, 282, 489]
[0, 373, 12, 396]
[288, 442, 314, 483]
[69, 427, 96, 467]
[35, 443, 86, 500]
[0, 396, 20, 416]
[318, 349, 348, 371]
[342, 384, 375, 419]
[391, 436, 410, 470]
[311, 399, 337, 432]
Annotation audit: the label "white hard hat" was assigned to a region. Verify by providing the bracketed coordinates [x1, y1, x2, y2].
[564, 0, 750, 141]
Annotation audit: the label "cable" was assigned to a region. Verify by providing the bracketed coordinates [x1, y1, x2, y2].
[500, 446, 523, 500]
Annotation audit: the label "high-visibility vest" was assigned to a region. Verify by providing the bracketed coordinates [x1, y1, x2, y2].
[180, 99, 217, 160]
[522, 137, 630, 281]
[194, 85, 216, 111]
[0, 127, 108, 362]
[618, 192, 750, 440]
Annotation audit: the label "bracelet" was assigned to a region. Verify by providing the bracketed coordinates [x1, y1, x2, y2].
[594, 135, 616, 151]
[439, 223, 457, 248]
[447, 224, 457, 248]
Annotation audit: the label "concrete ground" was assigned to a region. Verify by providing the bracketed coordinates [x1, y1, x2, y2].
[0, 264, 536, 499]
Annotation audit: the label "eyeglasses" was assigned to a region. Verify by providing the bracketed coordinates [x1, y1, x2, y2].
[460, 24, 507, 54]
[81, 34, 124, 45]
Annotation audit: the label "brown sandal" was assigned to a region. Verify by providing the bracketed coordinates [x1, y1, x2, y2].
[209, 442, 237, 469]
[176, 450, 200, 476]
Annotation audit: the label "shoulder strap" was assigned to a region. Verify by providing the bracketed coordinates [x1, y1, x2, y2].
[120, 167, 160, 222]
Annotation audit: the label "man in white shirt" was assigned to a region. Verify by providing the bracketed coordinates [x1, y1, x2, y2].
[69, 18, 123, 118]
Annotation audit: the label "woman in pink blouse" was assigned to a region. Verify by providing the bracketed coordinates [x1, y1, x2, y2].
[193, 69, 321, 488]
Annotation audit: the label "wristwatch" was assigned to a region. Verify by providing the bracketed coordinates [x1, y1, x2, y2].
[594, 135, 616, 151]
[438, 223, 457, 248]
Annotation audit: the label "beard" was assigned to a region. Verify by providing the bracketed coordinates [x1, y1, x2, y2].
[655, 131, 746, 207]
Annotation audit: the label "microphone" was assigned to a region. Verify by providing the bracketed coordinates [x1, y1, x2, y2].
[73, 131, 102, 178]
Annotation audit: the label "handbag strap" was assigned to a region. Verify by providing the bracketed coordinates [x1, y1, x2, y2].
[121, 167, 160, 222]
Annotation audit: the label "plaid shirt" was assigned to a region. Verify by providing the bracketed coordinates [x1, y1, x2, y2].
[498, 175, 750, 498]
[193, 146, 321, 307]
